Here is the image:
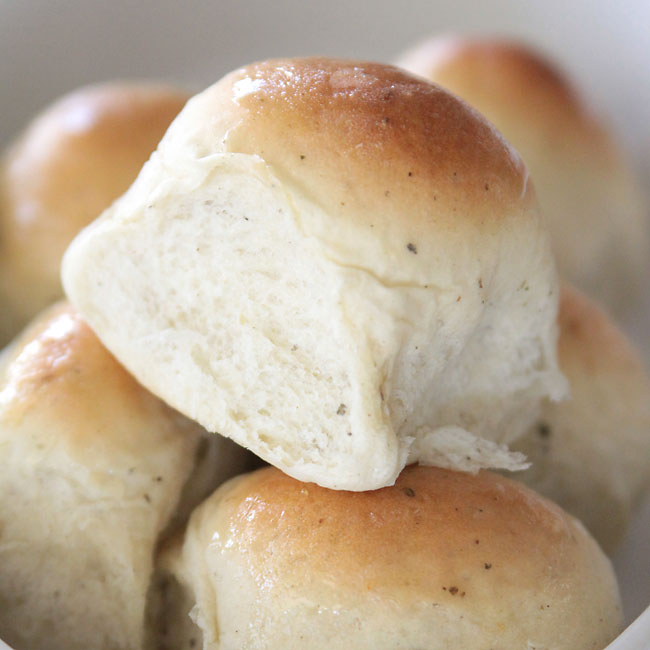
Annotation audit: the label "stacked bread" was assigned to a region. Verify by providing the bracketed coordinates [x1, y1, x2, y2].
[0, 53, 648, 650]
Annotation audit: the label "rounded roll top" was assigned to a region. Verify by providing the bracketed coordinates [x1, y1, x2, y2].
[169, 58, 535, 242]
[160, 465, 622, 649]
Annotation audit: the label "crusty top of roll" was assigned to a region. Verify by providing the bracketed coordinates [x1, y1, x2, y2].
[163, 465, 622, 649]
[0, 301, 205, 470]
[397, 37, 650, 317]
[512, 284, 650, 552]
[0, 82, 189, 345]
[63, 58, 564, 490]
[3, 82, 189, 256]
[0, 301, 252, 516]
[397, 38, 589, 134]
[187, 57, 533, 225]
[207, 466, 593, 590]
[2, 301, 171, 434]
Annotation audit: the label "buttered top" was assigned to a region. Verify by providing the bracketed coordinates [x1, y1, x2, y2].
[162, 57, 537, 271]
[169, 465, 623, 649]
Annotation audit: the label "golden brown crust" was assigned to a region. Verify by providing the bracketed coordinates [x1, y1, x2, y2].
[170, 464, 621, 648]
[3, 82, 189, 269]
[219, 464, 595, 599]
[200, 58, 534, 235]
[0, 302, 181, 449]
[399, 38, 600, 140]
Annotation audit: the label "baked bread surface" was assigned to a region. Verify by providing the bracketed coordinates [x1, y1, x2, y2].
[63, 58, 566, 490]
[156, 465, 622, 650]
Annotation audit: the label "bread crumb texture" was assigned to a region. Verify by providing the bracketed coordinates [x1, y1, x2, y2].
[63, 58, 565, 490]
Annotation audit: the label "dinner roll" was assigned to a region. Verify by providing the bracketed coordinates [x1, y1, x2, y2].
[397, 37, 650, 317]
[63, 58, 565, 491]
[511, 285, 650, 552]
[0, 303, 253, 650]
[0, 82, 189, 346]
[152, 465, 622, 650]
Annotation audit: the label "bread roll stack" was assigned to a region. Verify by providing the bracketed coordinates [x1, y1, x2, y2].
[0, 55, 627, 649]
[0, 83, 189, 347]
[396, 37, 650, 319]
[62, 58, 567, 491]
[53, 58, 629, 648]
[0, 303, 253, 650]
